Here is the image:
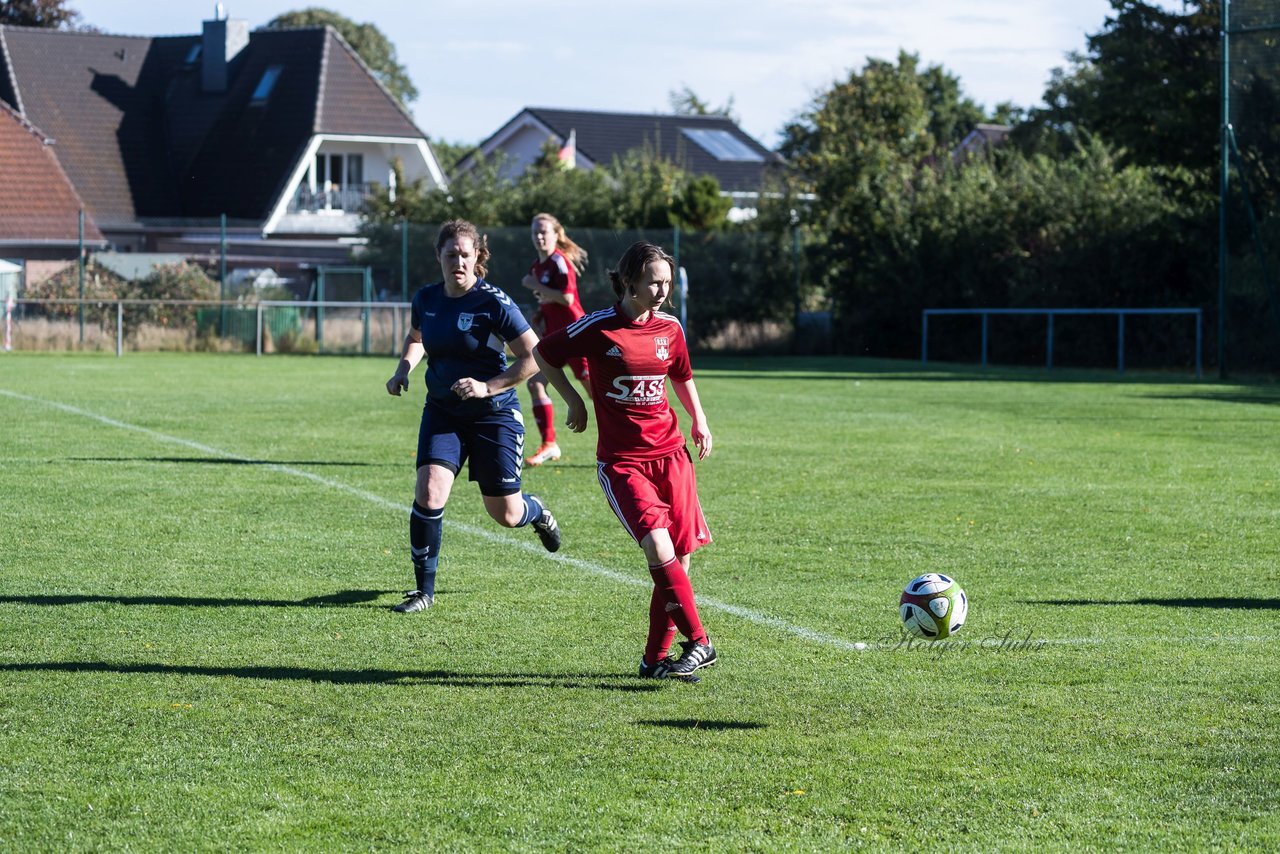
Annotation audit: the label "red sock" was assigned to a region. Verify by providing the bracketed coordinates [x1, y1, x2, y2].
[644, 586, 678, 664]
[532, 398, 555, 444]
[647, 556, 707, 646]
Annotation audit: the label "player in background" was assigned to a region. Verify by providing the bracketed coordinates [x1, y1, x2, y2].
[385, 219, 562, 614]
[534, 241, 716, 680]
[519, 213, 591, 467]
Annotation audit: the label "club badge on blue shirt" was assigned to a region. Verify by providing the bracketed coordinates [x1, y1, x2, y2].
[457, 313, 474, 331]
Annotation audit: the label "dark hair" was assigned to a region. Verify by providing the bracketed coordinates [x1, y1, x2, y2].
[607, 242, 675, 298]
[435, 219, 490, 280]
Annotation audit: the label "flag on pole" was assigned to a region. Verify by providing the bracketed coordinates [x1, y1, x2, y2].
[557, 129, 576, 169]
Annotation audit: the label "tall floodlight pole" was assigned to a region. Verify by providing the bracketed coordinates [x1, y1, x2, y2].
[1218, 0, 1230, 379]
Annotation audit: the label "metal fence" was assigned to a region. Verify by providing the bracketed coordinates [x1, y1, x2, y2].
[921, 307, 1204, 378]
[1221, 0, 1280, 374]
[3, 298, 406, 356]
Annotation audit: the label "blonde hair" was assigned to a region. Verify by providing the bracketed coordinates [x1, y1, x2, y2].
[435, 219, 490, 280]
[532, 213, 587, 274]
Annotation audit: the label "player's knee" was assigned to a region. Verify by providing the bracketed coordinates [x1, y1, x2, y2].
[489, 503, 523, 527]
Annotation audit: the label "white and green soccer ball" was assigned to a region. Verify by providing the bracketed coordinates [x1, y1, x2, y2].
[899, 573, 968, 639]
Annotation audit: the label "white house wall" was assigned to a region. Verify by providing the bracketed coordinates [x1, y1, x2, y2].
[264, 135, 442, 236]
[492, 123, 575, 181]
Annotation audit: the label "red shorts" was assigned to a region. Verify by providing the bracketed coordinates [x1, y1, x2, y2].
[596, 448, 711, 556]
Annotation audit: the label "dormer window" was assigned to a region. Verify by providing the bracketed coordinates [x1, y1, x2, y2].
[680, 128, 764, 162]
[250, 66, 283, 106]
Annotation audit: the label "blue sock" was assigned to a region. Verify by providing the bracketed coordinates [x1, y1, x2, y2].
[410, 502, 443, 597]
[513, 494, 542, 528]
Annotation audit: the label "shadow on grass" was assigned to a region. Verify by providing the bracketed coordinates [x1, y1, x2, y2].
[695, 355, 1209, 385]
[65, 456, 381, 466]
[0, 660, 661, 692]
[0, 589, 390, 609]
[1136, 390, 1280, 407]
[637, 719, 767, 731]
[1029, 597, 1280, 610]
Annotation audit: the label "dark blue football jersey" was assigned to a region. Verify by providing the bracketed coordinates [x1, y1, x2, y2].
[410, 279, 530, 417]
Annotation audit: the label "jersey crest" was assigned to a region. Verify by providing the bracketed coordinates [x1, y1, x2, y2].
[655, 336, 670, 360]
[457, 312, 474, 331]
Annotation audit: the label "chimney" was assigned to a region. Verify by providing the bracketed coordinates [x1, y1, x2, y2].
[202, 6, 249, 93]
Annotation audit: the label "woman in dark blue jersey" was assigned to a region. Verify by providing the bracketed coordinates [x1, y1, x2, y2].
[385, 219, 561, 613]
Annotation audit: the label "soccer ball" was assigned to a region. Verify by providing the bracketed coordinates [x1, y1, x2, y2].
[899, 573, 968, 639]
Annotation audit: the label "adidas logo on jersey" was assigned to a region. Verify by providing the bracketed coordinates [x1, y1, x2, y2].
[605, 345, 623, 358]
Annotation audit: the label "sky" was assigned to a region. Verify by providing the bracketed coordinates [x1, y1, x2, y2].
[72, 0, 1189, 149]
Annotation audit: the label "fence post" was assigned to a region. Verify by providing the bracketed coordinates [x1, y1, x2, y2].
[1218, 0, 1230, 379]
[78, 209, 85, 344]
[362, 267, 372, 355]
[219, 214, 228, 337]
[1117, 313, 1126, 375]
[980, 312, 989, 369]
[316, 269, 325, 354]
[116, 300, 123, 357]
[401, 217, 409, 302]
[1196, 310, 1203, 380]
[256, 302, 263, 356]
[671, 226, 681, 324]
[1046, 312, 1055, 370]
[791, 217, 802, 352]
[921, 312, 929, 365]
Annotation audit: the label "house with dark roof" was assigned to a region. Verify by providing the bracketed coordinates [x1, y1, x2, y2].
[0, 12, 444, 268]
[454, 107, 783, 222]
[0, 102, 106, 287]
[952, 123, 1011, 161]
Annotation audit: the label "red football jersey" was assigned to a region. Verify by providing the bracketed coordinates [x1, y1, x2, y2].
[529, 250, 584, 332]
[536, 304, 692, 462]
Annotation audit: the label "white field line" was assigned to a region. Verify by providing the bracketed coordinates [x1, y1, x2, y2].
[3, 389, 868, 653]
[4, 389, 1272, 654]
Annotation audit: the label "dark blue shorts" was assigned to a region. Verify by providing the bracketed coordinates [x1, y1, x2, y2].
[416, 398, 526, 496]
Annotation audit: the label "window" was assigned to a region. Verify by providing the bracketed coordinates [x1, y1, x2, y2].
[251, 66, 283, 105]
[184, 44, 202, 65]
[680, 128, 765, 162]
[310, 152, 366, 211]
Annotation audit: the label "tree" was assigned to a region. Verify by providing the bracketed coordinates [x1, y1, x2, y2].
[668, 85, 738, 122]
[0, 0, 81, 28]
[1014, 2, 1220, 179]
[778, 48, 1205, 359]
[779, 51, 937, 296]
[918, 63, 986, 149]
[267, 8, 417, 107]
[427, 138, 473, 175]
[669, 175, 732, 232]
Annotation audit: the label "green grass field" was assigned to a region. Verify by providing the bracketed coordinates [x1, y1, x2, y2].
[2, 352, 1278, 851]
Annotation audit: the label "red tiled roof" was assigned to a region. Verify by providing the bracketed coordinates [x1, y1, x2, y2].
[0, 103, 104, 243]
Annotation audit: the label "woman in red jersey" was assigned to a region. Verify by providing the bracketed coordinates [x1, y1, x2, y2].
[520, 213, 590, 467]
[534, 242, 716, 681]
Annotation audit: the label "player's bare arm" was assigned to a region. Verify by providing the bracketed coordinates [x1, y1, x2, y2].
[533, 349, 588, 433]
[521, 275, 574, 307]
[451, 328, 540, 400]
[386, 328, 424, 396]
[671, 378, 712, 459]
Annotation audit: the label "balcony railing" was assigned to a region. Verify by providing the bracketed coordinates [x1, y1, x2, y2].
[288, 184, 375, 214]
